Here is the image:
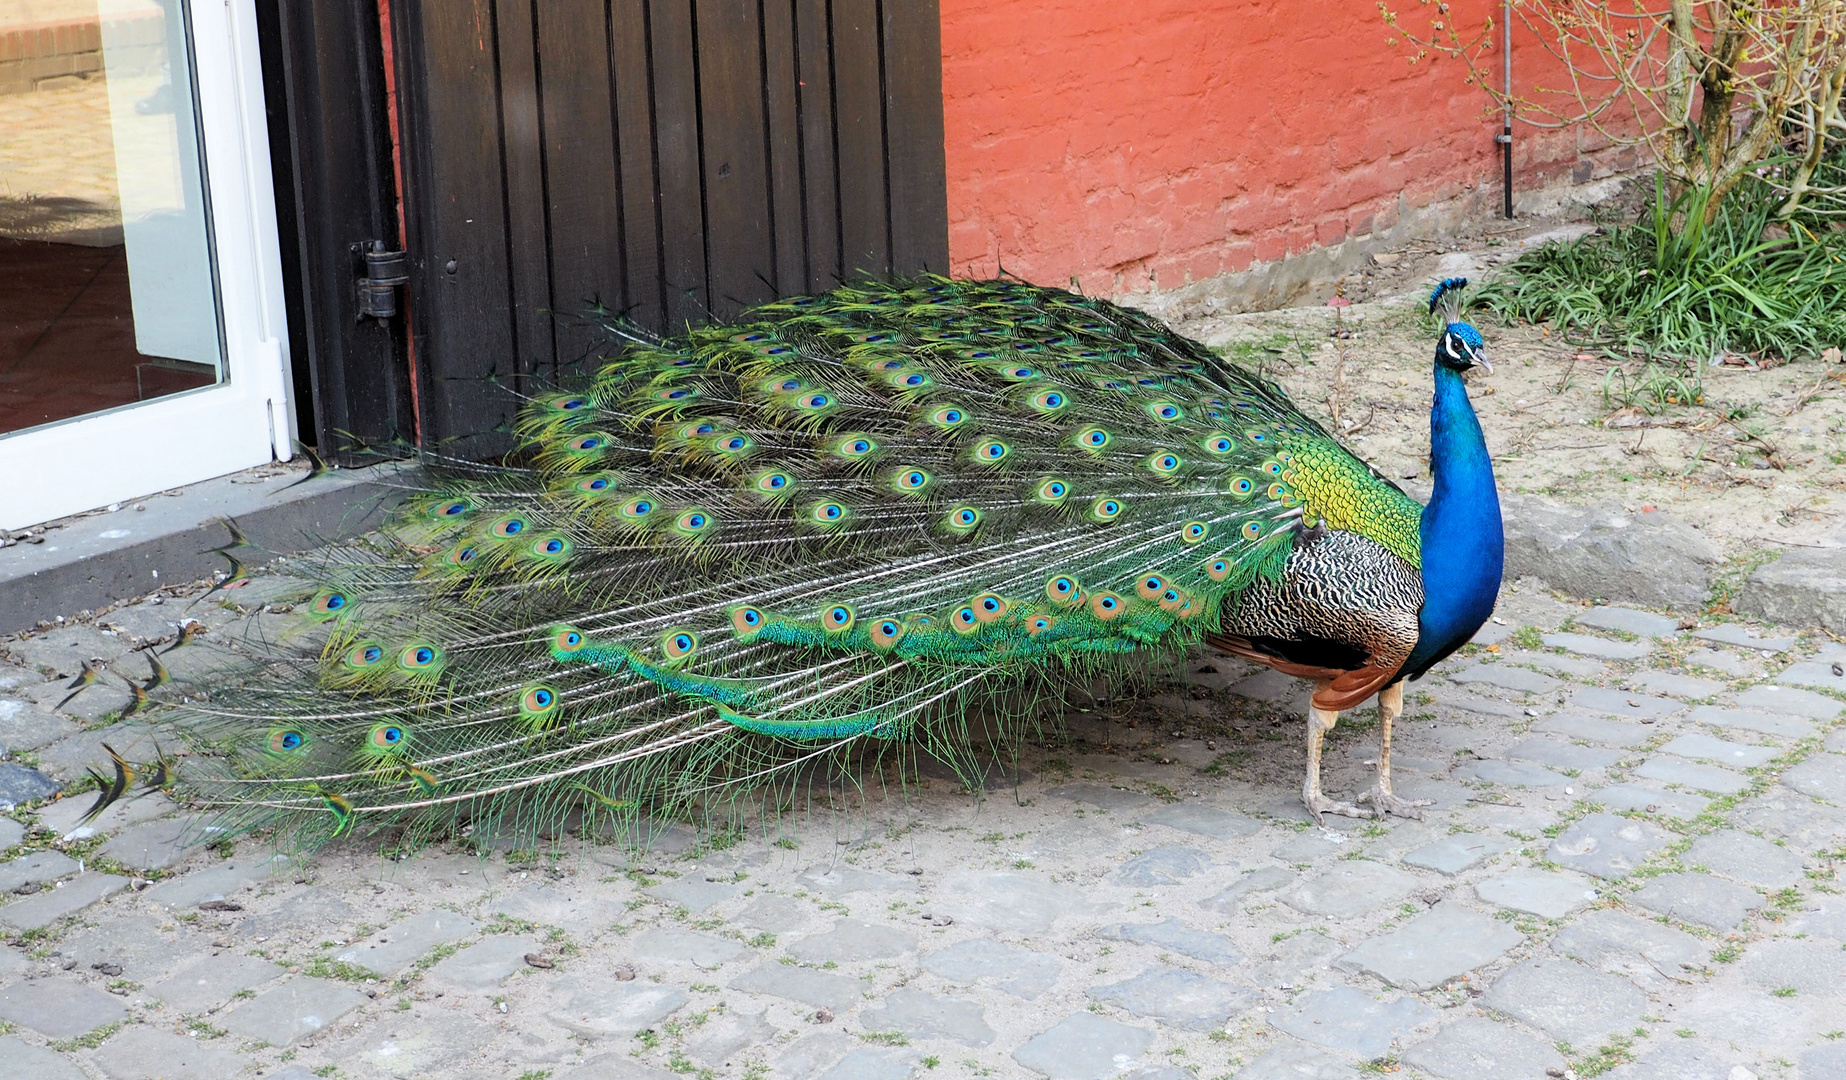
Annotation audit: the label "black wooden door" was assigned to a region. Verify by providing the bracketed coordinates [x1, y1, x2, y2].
[388, 0, 949, 456]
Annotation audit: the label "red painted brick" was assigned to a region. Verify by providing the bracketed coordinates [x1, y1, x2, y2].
[944, 0, 1603, 286]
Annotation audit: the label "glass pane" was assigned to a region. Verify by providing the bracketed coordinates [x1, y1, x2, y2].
[0, 0, 223, 437]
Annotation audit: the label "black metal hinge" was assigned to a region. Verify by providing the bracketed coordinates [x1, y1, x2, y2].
[355, 239, 409, 319]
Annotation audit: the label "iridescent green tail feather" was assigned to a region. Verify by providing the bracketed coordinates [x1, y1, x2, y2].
[162, 275, 1421, 848]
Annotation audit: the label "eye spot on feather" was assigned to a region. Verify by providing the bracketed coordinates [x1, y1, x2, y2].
[928, 405, 969, 429]
[972, 593, 1010, 623]
[1076, 426, 1112, 452]
[368, 724, 406, 750]
[1029, 389, 1067, 413]
[950, 605, 980, 635]
[520, 685, 559, 716]
[1146, 401, 1183, 422]
[680, 422, 717, 439]
[730, 330, 776, 343]
[1045, 575, 1080, 605]
[764, 376, 804, 394]
[797, 393, 832, 411]
[893, 468, 932, 494]
[822, 605, 856, 633]
[1246, 430, 1269, 444]
[731, 606, 764, 636]
[1206, 557, 1231, 581]
[972, 440, 1011, 465]
[344, 642, 385, 668]
[1034, 478, 1069, 505]
[1146, 452, 1182, 476]
[752, 471, 794, 497]
[716, 435, 752, 453]
[619, 497, 656, 523]
[1089, 497, 1124, 522]
[399, 644, 442, 671]
[555, 395, 589, 410]
[269, 729, 305, 753]
[570, 435, 606, 452]
[1262, 459, 1285, 477]
[1027, 615, 1056, 637]
[869, 619, 905, 650]
[1228, 476, 1256, 499]
[1242, 521, 1265, 540]
[751, 344, 796, 358]
[1203, 435, 1234, 455]
[431, 500, 471, 519]
[1090, 591, 1126, 621]
[944, 505, 983, 534]
[807, 500, 849, 526]
[1181, 521, 1209, 543]
[576, 476, 614, 493]
[894, 371, 931, 389]
[1267, 481, 1290, 501]
[674, 509, 714, 536]
[661, 630, 699, 662]
[489, 516, 527, 538]
[309, 590, 349, 617]
[1159, 587, 1185, 612]
[835, 435, 878, 460]
[552, 626, 588, 654]
[530, 535, 570, 558]
[1136, 574, 1166, 601]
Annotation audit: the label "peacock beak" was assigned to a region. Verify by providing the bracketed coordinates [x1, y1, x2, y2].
[1471, 351, 1493, 376]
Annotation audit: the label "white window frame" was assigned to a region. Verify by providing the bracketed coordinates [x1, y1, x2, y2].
[0, 0, 295, 531]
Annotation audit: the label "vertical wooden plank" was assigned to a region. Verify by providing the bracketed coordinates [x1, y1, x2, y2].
[608, 0, 663, 334]
[793, 0, 838, 292]
[829, 0, 890, 281]
[881, 0, 948, 275]
[267, 0, 416, 462]
[693, 0, 773, 319]
[760, 0, 806, 296]
[396, 0, 519, 454]
[533, 0, 626, 372]
[494, 0, 554, 381]
[649, 0, 709, 330]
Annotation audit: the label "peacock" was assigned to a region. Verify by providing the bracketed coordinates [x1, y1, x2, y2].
[93, 275, 1501, 843]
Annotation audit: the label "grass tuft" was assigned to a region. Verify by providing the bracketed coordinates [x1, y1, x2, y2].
[1476, 172, 1846, 362]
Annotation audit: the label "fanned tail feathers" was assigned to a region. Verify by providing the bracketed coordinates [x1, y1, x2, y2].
[153, 276, 1411, 848]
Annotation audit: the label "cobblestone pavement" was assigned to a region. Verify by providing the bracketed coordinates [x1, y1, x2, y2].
[0, 573, 1842, 1080]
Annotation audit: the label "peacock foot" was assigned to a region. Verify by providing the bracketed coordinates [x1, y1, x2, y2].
[1358, 784, 1433, 820]
[1303, 791, 1371, 824]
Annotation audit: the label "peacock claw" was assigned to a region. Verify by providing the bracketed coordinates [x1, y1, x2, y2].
[1304, 792, 1371, 824]
[1358, 785, 1433, 820]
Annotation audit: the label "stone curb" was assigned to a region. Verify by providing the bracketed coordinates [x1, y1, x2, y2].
[0, 462, 413, 636]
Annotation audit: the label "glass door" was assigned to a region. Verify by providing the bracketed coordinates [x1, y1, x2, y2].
[0, 0, 292, 529]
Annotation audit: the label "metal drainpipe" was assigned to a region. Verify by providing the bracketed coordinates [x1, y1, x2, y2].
[1496, 0, 1514, 217]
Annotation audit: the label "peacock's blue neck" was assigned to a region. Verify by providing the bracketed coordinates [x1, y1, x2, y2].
[1402, 361, 1504, 678]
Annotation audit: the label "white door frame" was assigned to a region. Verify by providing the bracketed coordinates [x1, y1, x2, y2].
[0, 0, 295, 532]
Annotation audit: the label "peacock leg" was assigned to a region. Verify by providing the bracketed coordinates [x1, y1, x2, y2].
[1302, 680, 1369, 823]
[1359, 681, 1434, 819]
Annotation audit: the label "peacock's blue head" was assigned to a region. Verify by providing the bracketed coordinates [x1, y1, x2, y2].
[1428, 276, 1491, 374]
[1437, 321, 1491, 374]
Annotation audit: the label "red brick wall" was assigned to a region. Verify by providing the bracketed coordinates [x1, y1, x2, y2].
[940, 0, 1603, 295]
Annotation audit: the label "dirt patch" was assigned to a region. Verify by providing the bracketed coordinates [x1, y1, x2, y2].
[1153, 214, 1846, 573]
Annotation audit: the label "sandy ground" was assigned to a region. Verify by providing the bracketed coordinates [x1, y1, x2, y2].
[1158, 211, 1846, 574]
